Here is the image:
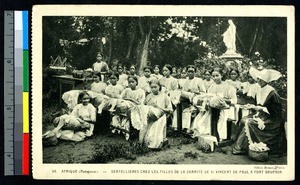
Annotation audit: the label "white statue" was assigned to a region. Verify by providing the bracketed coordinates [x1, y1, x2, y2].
[223, 20, 236, 54]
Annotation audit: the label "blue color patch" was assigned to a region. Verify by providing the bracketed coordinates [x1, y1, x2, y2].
[22, 11, 28, 50]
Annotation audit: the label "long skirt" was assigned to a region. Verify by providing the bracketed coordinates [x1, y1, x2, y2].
[143, 115, 167, 149]
[192, 109, 229, 140]
[53, 115, 90, 141]
[233, 115, 282, 154]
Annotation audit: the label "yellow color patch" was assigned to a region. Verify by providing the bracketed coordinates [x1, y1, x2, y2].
[23, 92, 29, 133]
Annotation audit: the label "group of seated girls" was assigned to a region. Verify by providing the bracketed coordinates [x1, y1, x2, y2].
[43, 63, 285, 155]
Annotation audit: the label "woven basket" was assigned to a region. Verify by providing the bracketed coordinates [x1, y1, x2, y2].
[248, 149, 269, 162]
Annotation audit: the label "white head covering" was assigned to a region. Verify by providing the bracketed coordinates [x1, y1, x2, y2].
[249, 67, 282, 83]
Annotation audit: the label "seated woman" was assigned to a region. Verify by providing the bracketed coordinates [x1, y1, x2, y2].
[232, 67, 283, 155]
[181, 65, 206, 134]
[236, 73, 259, 118]
[160, 64, 179, 130]
[152, 65, 163, 81]
[94, 73, 123, 114]
[225, 69, 243, 122]
[225, 69, 242, 91]
[62, 90, 95, 111]
[137, 66, 156, 95]
[136, 79, 173, 149]
[43, 91, 96, 142]
[171, 66, 178, 78]
[111, 76, 145, 140]
[117, 64, 128, 88]
[178, 67, 188, 89]
[203, 69, 214, 92]
[240, 73, 260, 100]
[105, 72, 124, 99]
[90, 73, 107, 94]
[129, 65, 140, 79]
[192, 67, 237, 141]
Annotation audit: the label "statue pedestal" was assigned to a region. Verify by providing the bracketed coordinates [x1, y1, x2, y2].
[220, 52, 243, 69]
[220, 52, 243, 60]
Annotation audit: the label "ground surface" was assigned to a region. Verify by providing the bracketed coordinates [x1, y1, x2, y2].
[43, 130, 287, 165]
[42, 102, 286, 165]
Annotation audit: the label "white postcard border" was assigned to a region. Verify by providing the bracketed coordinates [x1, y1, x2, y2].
[32, 5, 295, 180]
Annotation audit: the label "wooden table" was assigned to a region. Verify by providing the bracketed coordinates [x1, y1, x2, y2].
[53, 75, 93, 106]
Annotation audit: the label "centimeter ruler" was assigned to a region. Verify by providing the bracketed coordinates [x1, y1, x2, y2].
[4, 11, 29, 176]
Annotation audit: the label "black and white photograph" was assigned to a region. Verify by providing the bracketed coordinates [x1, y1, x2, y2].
[32, 5, 295, 180]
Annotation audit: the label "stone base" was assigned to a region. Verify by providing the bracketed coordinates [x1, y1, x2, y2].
[220, 52, 243, 60]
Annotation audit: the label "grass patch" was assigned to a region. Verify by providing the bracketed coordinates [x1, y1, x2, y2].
[88, 140, 150, 163]
[184, 151, 199, 159]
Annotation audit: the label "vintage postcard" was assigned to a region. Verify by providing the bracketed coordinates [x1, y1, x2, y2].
[32, 5, 295, 180]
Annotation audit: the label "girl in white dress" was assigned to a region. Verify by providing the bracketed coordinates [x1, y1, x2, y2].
[117, 64, 128, 88]
[152, 65, 163, 81]
[105, 72, 124, 99]
[181, 65, 206, 133]
[192, 68, 237, 141]
[137, 66, 156, 95]
[129, 65, 140, 79]
[160, 64, 179, 130]
[92, 52, 109, 82]
[141, 79, 173, 148]
[112, 76, 145, 140]
[178, 67, 188, 89]
[203, 70, 214, 92]
[225, 69, 242, 90]
[90, 73, 107, 94]
[43, 91, 96, 142]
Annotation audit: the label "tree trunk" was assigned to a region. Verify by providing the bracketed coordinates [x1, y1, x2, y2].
[108, 23, 114, 63]
[138, 30, 151, 73]
[136, 17, 152, 74]
[99, 33, 103, 53]
[108, 37, 112, 63]
[255, 27, 264, 55]
[236, 32, 245, 54]
[249, 18, 261, 55]
[126, 25, 136, 60]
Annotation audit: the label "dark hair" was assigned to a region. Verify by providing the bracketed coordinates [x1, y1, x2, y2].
[154, 65, 160, 69]
[109, 72, 119, 80]
[93, 73, 102, 81]
[128, 75, 138, 85]
[205, 68, 213, 75]
[149, 79, 162, 91]
[78, 91, 90, 103]
[229, 69, 240, 76]
[163, 64, 173, 74]
[187, 65, 196, 72]
[143, 66, 152, 72]
[96, 52, 103, 57]
[130, 65, 136, 69]
[117, 64, 123, 69]
[112, 59, 119, 63]
[212, 67, 224, 76]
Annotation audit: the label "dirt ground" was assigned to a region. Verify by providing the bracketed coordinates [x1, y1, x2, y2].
[43, 130, 287, 165]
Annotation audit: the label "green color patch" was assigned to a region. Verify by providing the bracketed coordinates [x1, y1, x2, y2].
[23, 50, 29, 92]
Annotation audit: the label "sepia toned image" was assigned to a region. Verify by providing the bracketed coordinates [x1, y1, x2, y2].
[32, 5, 295, 180]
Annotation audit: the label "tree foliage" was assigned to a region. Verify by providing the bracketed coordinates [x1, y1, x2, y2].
[43, 16, 287, 70]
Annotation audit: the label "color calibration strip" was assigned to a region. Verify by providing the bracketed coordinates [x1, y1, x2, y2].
[22, 11, 29, 176]
[4, 11, 29, 175]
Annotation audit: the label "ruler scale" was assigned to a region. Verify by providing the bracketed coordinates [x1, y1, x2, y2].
[4, 11, 15, 176]
[4, 11, 29, 176]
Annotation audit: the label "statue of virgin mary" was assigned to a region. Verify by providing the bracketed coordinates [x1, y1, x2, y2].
[223, 20, 236, 54]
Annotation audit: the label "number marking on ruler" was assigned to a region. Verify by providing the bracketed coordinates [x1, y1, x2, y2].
[4, 11, 15, 176]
